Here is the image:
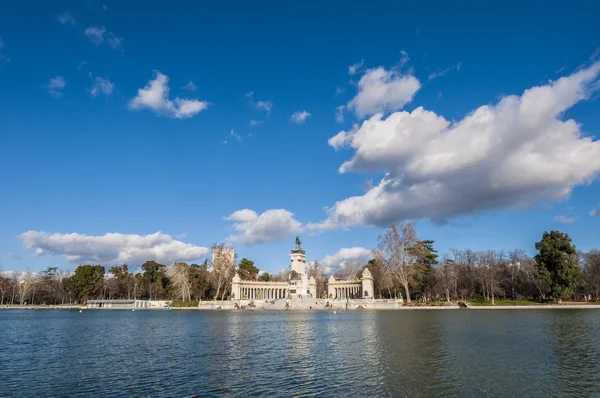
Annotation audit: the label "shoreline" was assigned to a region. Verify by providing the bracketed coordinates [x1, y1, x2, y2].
[4, 303, 600, 311]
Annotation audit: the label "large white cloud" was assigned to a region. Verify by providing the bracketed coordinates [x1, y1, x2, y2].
[347, 66, 421, 118]
[225, 209, 302, 246]
[129, 71, 208, 119]
[321, 247, 372, 274]
[312, 62, 600, 229]
[19, 231, 209, 265]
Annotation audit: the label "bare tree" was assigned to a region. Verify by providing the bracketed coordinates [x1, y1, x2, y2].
[210, 244, 236, 300]
[170, 262, 192, 302]
[374, 222, 425, 303]
[333, 261, 360, 280]
[16, 269, 35, 305]
[437, 256, 457, 302]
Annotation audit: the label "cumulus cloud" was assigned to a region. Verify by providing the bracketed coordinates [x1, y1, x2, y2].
[321, 247, 372, 274]
[19, 231, 208, 265]
[554, 215, 576, 224]
[590, 208, 600, 217]
[0, 37, 10, 64]
[46, 76, 66, 98]
[290, 110, 311, 123]
[311, 62, 600, 229]
[84, 26, 123, 50]
[347, 66, 421, 119]
[129, 71, 208, 119]
[348, 59, 364, 76]
[225, 209, 303, 246]
[88, 75, 114, 97]
[57, 11, 76, 25]
[249, 119, 264, 126]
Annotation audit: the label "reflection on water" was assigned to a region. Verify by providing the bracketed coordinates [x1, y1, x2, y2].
[1, 309, 600, 397]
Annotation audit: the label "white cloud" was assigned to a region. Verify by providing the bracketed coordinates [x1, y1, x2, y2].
[175, 233, 187, 239]
[322, 247, 372, 274]
[256, 100, 273, 114]
[311, 62, 600, 229]
[84, 26, 123, 50]
[335, 105, 345, 123]
[19, 231, 208, 265]
[246, 91, 273, 115]
[57, 11, 76, 25]
[88, 75, 114, 97]
[590, 209, 600, 217]
[129, 71, 209, 119]
[225, 209, 303, 246]
[347, 66, 421, 119]
[183, 80, 197, 91]
[8, 253, 22, 260]
[554, 215, 576, 224]
[47, 76, 66, 98]
[249, 119, 264, 126]
[222, 129, 242, 145]
[291, 110, 311, 123]
[0, 37, 11, 63]
[428, 61, 462, 81]
[348, 59, 364, 76]
[335, 86, 345, 96]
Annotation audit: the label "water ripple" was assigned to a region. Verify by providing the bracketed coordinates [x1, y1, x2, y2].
[1, 309, 600, 397]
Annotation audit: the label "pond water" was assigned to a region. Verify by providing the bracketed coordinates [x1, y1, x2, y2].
[1, 309, 599, 397]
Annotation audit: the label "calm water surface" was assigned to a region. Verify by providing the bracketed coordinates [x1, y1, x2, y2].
[1, 309, 600, 397]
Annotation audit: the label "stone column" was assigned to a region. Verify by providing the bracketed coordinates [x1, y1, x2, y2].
[361, 268, 374, 298]
[231, 273, 241, 300]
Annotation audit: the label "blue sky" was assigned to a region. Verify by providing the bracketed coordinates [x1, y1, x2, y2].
[1, 0, 599, 274]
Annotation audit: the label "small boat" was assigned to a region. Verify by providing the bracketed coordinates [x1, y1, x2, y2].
[164, 307, 172, 311]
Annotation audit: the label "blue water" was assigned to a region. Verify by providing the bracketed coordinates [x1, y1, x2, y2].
[1, 309, 600, 397]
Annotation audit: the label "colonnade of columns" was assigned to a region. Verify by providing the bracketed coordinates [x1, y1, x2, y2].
[240, 287, 288, 300]
[332, 285, 362, 299]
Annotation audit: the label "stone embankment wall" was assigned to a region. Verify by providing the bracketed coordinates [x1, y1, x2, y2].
[197, 298, 403, 310]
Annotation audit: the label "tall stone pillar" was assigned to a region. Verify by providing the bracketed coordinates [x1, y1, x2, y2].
[231, 273, 241, 300]
[361, 268, 374, 298]
[328, 275, 335, 298]
[309, 276, 317, 298]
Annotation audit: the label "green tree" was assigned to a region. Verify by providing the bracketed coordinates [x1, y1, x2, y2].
[190, 260, 211, 300]
[70, 265, 105, 303]
[109, 264, 134, 299]
[414, 240, 438, 301]
[141, 260, 167, 299]
[238, 258, 259, 280]
[535, 230, 580, 303]
[259, 272, 271, 281]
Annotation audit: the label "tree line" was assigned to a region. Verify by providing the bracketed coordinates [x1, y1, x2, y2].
[2, 226, 599, 305]
[359, 223, 599, 304]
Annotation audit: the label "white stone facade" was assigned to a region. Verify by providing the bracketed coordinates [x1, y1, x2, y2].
[230, 238, 371, 301]
[327, 268, 374, 299]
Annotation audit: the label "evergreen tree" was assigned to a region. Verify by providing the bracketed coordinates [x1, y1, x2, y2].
[535, 230, 580, 303]
[238, 258, 259, 280]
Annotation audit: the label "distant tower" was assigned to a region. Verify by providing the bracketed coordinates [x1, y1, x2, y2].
[361, 268, 374, 298]
[289, 236, 309, 298]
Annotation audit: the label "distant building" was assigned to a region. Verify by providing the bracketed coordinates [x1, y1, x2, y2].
[86, 299, 171, 309]
[229, 237, 374, 301]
